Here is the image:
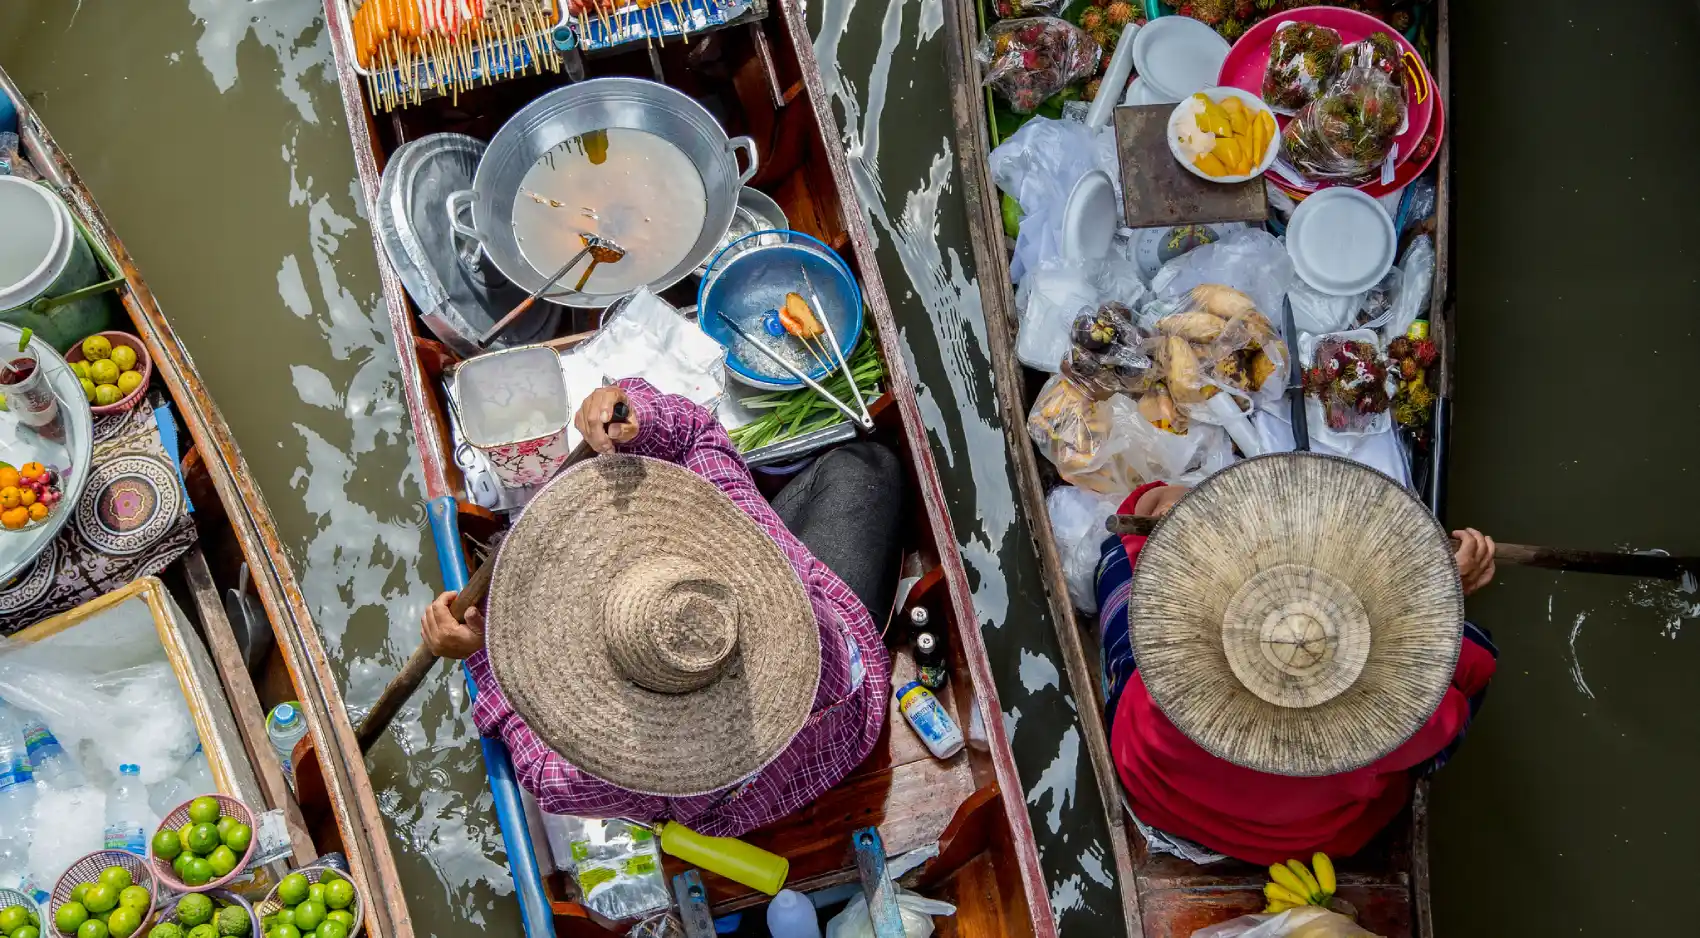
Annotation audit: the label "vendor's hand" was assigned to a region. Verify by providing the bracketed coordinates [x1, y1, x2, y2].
[422, 590, 485, 659]
[574, 386, 639, 455]
[1453, 528, 1497, 596]
[1135, 484, 1190, 519]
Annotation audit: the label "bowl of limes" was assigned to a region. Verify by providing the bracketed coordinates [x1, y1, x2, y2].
[49, 852, 156, 938]
[149, 795, 257, 893]
[143, 889, 258, 938]
[65, 332, 151, 416]
[255, 868, 361, 938]
[0, 889, 43, 938]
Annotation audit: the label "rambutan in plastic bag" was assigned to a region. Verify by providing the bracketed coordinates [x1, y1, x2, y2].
[1281, 65, 1407, 184]
[976, 17, 1101, 114]
[1261, 21, 1342, 112]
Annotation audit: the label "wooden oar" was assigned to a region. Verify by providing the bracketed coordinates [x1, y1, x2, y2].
[1104, 514, 1697, 582]
[350, 402, 630, 753]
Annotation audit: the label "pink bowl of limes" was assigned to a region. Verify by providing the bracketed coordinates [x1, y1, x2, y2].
[49, 851, 156, 938]
[256, 866, 363, 938]
[149, 795, 257, 894]
[64, 331, 151, 416]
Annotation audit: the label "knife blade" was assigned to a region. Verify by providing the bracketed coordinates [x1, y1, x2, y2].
[1282, 296, 1310, 452]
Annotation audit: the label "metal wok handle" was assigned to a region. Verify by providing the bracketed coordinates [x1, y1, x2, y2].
[728, 135, 760, 186]
[446, 189, 483, 242]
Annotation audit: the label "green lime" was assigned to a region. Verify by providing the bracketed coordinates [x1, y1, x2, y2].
[321, 880, 353, 913]
[93, 384, 121, 406]
[171, 854, 191, 880]
[147, 925, 182, 938]
[151, 829, 182, 861]
[186, 797, 221, 826]
[206, 846, 237, 878]
[82, 886, 117, 916]
[275, 875, 308, 908]
[303, 886, 323, 907]
[69, 886, 90, 905]
[117, 888, 148, 914]
[219, 823, 251, 855]
[174, 896, 212, 930]
[70, 361, 90, 381]
[268, 912, 291, 932]
[110, 346, 138, 372]
[98, 868, 131, 894]
[79, 335, 111, 361]
[54, 903, 88, 935]
[0, 907, 28, 934]
[75, 922, 105, 938]
[214, 817, 236, 840]
[314, 922, 345, 938]
[79, 377, 97, 402]
[88, 359, 120, 386]
[270, 927, 298, 938]
[185, 927, 215, 938]
[16, 925, 41, 938]
[214, 906, 248, 938]
[181, 859, 213, 888]
[186, 824, 220, 856]
[105, 909, 139, 938]
[289, 903, 322, 934]
[176, 825, 195, 852]
[321, 912, 351, 932]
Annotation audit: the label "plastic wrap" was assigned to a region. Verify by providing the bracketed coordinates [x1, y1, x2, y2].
[1142, 285, 1290, 415]
[1047, 486, 1124, 613]
[825, 889, 956, 938]
[1281, 66, 1407, 184]
[1335, 31, 1403, 82]
[1300, 329, 1392, 438]
[547, 817, 670, 921]
[1062, 303, 1156, 398]
[1027, 376, 1232, 494]
[990, 117, 1102, 281]
[1375, 235, 1434, 342]
[991, 0, 1064, 17]
[1191, 907, 1383, 938]
[1016, 265, 1101, 372]
[1261, 22, 1342, 112]
[976, 18, 1101, 114]
[1148, 229, 1294, 334]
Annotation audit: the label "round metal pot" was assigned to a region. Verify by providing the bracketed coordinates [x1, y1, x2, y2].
[446, 77, 758, 308]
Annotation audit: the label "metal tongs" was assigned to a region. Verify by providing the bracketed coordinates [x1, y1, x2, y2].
[715, 268, 873, 431]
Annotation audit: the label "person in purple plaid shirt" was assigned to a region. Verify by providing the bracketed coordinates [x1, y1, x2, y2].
[421, 377, 905, 837]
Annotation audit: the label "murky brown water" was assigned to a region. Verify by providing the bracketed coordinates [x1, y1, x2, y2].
[9, 0, 1693, 934]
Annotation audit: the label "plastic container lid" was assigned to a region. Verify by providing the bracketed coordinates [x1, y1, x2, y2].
[0, 176, 71, 310]
[1285, 188, 1396, 296]
[119, 764, 138, 776]
[270, 703, 300, 728]
[1132, 17, 1231, 103]
[1062, 171, 1118, 262]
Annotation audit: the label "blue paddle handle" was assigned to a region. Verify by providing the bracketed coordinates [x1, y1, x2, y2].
[426, 495, 557, 938]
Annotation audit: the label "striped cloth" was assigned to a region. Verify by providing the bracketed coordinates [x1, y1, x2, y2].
[465, 378, 891, 837]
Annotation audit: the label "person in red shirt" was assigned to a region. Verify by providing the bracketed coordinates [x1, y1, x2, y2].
[1094, 475, 1499, 866]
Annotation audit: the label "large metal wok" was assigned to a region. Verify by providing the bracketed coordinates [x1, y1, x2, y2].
[446, 78, 758, 308]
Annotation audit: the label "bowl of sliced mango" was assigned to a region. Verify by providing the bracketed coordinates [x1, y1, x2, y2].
[1168, 86, 1281, 184]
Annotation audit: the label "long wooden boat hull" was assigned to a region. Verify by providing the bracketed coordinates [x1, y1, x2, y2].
[322, 0, 1057, 934]
[0, 67, 411, 938]
[936, 0, 1455, 935]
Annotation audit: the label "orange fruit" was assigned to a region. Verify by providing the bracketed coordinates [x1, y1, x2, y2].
[17, 488, 34, 507]
[0, 487, 17, 509]
[2, 507, 29, 530]
[19, 462, 44, 481]
[0, 467, 18, 489]
[27, 503, 47, 521]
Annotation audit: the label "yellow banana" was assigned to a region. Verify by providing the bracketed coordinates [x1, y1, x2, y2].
[1286, 859, 1323, 902]
[1312, 852, 1337, 897]
[1268, 864, 1311, 903]
[1262, 900, 1296, 914]
[1264, 882, 1308, 907]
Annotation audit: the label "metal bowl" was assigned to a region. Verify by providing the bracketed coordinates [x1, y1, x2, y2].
[446, 78, 757, 309]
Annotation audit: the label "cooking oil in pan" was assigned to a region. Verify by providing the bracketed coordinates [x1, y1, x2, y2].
[512, 128, 707, 296]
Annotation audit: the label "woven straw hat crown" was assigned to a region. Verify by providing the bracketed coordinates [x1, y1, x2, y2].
[1128, 453, 1464, 777]
[485, 455, 821, 796]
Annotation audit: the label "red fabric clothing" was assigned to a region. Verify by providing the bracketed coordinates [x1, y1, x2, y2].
[1107, 484, 1497, 864]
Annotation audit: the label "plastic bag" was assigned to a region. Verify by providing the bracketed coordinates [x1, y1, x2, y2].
[976, 18, 1101, 114]
[1191, 906, 1383, 938]
[1281, 66, 1406, 184]
[991, 118, 1101, 282]
[1047, 485, 1123, 613]
[1062, 302, 1156, 398]
[1149, 229, 1294, 334]
[1261, 22, 1342, 112]
[1016, 264, 1102, 372]
[1335, 31, 1403, 83]
[991, 0, 1064, 17]
[825, 889, 956, 938]
[1141, 284, 1290, 415]
[544, 816, 670, 921]
[1028, 377, 1232, 494]
[1375, 235, 1433, 343]
[1299, 329, 1392, 438]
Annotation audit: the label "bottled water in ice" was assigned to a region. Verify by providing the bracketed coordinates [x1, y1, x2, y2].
[149, 744, 215, 816]
[0, 708, 36, 839]
[103, 764, 151, 855]
[181, 743, 215, 794]
[266, 703, 309, 780]
[19, 710, 84, 789]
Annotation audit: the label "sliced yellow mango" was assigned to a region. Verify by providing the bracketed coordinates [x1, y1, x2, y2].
[1223, 98, 1250, 137]
[1192, 92, 1233, 137]
[1194, 152, 1229, 177]
[1212, 136, 1242, 173]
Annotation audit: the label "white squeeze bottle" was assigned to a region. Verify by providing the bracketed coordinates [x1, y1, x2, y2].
[266, 703, 309, 779]
[765, 889, 821, 938]
[103, 764, 151, 855]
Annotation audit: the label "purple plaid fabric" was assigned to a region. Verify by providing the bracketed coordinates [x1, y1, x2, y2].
[466, 378, 891, 837]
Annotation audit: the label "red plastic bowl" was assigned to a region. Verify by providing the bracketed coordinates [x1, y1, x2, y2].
[64, 330, 152, 415]
[150, 794, 259, 893]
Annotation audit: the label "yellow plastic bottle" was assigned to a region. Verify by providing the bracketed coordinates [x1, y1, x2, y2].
[657, 821, 790, 896]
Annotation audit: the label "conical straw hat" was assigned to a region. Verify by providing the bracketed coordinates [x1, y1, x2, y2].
[485, 455, 821, 796]
[1128, 453, 1463, 776]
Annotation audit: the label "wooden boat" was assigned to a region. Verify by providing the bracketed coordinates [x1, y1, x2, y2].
[937, 0, 1455, 936]
[0, 70, 412, 938]
[320, 0, 1056, 934]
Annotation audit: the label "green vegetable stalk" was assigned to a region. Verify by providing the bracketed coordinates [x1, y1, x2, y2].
[728, 334, 885, 452]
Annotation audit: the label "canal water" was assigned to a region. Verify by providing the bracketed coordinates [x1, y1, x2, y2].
[3, 1, 1695, 936]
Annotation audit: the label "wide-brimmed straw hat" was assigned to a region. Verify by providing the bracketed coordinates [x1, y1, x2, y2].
[484, 455, 821, 796]
[1128, 453, 1463, 777]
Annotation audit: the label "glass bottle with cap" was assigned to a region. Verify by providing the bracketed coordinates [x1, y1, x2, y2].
[914, 631, 948, 691]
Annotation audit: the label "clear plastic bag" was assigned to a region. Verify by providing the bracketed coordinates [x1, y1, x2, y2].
[1062, 302, 1156, 398]
[545, 816, 670, 921]
[1335, 31, 1403, 83]
[1143, 284, 1289, 415]
[1299, 329, 1393, 438]
[1148, 229, 1295, 335]
[825, 889, 956, 938]
[1027, 376, 1233, 495]
[1191, 907, 1383, 938]
[1261, 22, 1342, 112]
[1375, 235, 1434, 343]
[1047, 485, 1123, 613]
[976, 17, 1101, 114]
[991, 0, 1064, 17]
[1016, 264, 1102, 372]
[1281, 66, 1407, 185]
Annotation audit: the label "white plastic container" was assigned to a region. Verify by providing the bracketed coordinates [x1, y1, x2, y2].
[895, 681, 964, 760]
[0, 176, 112, 351]
[1169, 87, 1282, 185]
[103, 763, 151, 855]
[453, 344, 572, 488]
[266, 702, 310, 780]
[766, 888, 821, 938]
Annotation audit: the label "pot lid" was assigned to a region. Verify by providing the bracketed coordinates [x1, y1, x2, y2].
[376, 133, 560, 349]
[1133, 17, 1231, 102]
[1286, 188, 1396, 296]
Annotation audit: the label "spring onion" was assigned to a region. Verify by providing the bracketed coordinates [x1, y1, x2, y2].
[728, 335, 885, 452]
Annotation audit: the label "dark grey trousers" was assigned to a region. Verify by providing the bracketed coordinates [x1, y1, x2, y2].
[770, 441, 904, 626]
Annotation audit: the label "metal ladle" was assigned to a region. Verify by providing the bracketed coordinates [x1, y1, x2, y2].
[477, 233, 627, 348]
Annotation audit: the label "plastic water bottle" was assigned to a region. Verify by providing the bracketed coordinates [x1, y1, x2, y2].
[0, 709, 36, 838]
[266, 703, 309, 780]
[19, 711, 84, 789]
[103, 764, 151, 855]
[765, 889, 821, 938]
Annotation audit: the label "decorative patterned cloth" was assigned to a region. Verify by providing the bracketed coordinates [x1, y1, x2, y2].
[0, 394, 196, 635]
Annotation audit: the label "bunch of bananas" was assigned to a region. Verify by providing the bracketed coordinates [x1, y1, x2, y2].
[1263, 853, 1336, 914]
